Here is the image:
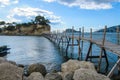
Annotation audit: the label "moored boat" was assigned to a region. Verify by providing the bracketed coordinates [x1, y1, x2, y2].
[0, 45, 10, 57]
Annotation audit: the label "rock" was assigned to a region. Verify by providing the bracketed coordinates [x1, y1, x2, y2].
[0, 57, 7, 63]
[27, 72, 44, 80]
[0, 57, 17, 66]
[73, 68, 110, 80]
[62, 72, 74, 80]
[18, 64, 24, 68]
[23, 76, 28, 80]
[61, 60, 81, 73]
[61, 60, 95, 73]
[28, 63, 47, 76]
[45, 73, 62, 80]
[79, 61, 95, 70]
[8, 60, 17, 65]
[0, 62, 23, 80]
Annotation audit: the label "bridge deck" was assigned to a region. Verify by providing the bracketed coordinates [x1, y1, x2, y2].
[43, 33, 120, 78]
[68, 36, 120, 57]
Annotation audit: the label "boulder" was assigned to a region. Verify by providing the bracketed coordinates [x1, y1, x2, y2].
[8, 60, 17, 65]
[73, 68, 110, 80]
[59, 72, 74, 80]
[18, 64, 24, 68]
[79, 61, 95, 70]
[61, 60, 81, 73]
[0, 57, 7, 63]
[61, 60, 95, 73]
[28, 63, 47, 76]
[23, 76, 28, 80]
[0, 57, 17, 66]
[0, 62, 23, 80]
[27, 72, 44, 80]
[45, 73, 62, 80]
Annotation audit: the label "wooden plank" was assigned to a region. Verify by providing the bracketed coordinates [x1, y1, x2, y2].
[107, 59, 120, 78]
[66, 35, 120, 57]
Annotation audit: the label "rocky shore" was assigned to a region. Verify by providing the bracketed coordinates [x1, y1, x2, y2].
[0, 57, 110, 80]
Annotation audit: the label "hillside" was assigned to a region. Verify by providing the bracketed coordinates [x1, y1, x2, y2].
[1, 24, 51, 35]
[0, 15, 51, 35]
[65, 28, 81, 33]
[96, 25, 120, 32]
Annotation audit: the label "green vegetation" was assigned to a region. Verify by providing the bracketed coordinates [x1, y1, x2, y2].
[0, 15, 50, 32]
[0, 21, 5, 25]
[34, 15, 50, 25]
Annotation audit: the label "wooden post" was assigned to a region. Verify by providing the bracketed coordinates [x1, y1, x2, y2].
[71, 26, 74, 57]
[81, 27, 84, 59]
[102, 26, 107, 45]
[117, 27, 120, 45]
[61, 31, 64, 49]
[90, 28, 92, 40]
[78, 28, 81, 60]
[107, 27, 120, 77]
[97, 26, 107, 71]
[90, 28, 92, 61]
[116, 27, 120, 74]
[65, 29, 67, 46]
[56, 30, 58, 44]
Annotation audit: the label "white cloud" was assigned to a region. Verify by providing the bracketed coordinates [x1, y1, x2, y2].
[44, 0, 56, 2]
[7, 15, 21, 23]
[43, 0, 120, 10]
[0, 0, 19, 7]
[7, 7, 62, 24]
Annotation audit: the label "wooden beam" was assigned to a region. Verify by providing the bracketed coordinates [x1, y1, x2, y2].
[107, 59, 120, 78]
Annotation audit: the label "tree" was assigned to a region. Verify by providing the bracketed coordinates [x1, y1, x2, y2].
[5, 26, 16, 31]
[34, 15, 50, 25]
[0, 21, 5, 25]
[0, 28, 2, 33]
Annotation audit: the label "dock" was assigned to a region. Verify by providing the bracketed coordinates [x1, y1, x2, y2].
[43, 26, 120, 78]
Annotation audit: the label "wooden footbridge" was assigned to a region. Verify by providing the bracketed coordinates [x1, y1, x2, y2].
[43, 26, 120, 78]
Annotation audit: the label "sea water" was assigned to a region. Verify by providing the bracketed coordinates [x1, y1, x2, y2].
[0, 33, 118, 73]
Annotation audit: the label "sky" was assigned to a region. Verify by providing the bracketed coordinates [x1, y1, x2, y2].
[0, 0, 120, 31]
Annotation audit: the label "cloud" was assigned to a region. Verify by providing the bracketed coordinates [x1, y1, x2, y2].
[7, 7, 62, 24]
[0, 0, 19, 7]
[43, 0, 56, 2]
[43, 0, 120, 10]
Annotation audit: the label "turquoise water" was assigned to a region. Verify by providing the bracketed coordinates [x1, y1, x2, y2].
[0, 33, 119, 73]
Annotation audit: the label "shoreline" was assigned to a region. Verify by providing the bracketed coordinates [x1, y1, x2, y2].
[0, 57, 111, 80]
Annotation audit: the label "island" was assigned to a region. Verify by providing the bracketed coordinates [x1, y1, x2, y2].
[96, 25, 120, 32]
[0, 15, 51, 35]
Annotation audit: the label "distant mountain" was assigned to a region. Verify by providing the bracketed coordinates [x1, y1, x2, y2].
[96, 25, 120, 32]
[65, 29, 81, 33]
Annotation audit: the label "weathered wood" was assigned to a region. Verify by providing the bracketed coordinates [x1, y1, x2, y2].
[71, 26, 74, 55]
[78, 28, 81, 60]
[107, 59, 120, 78]
[90, 28, 92, 40]
[103, 48, 109, 66]
[43, 26, 120, 78]
[98, 26, 107, 71]
[90, 28, 92, 61]
[66, 38, 70, 56]
[81, 27, 84, 58]
[117, 27, 120, 45]
[116, 27, 120, 74]
[85, 43, 93, 61]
